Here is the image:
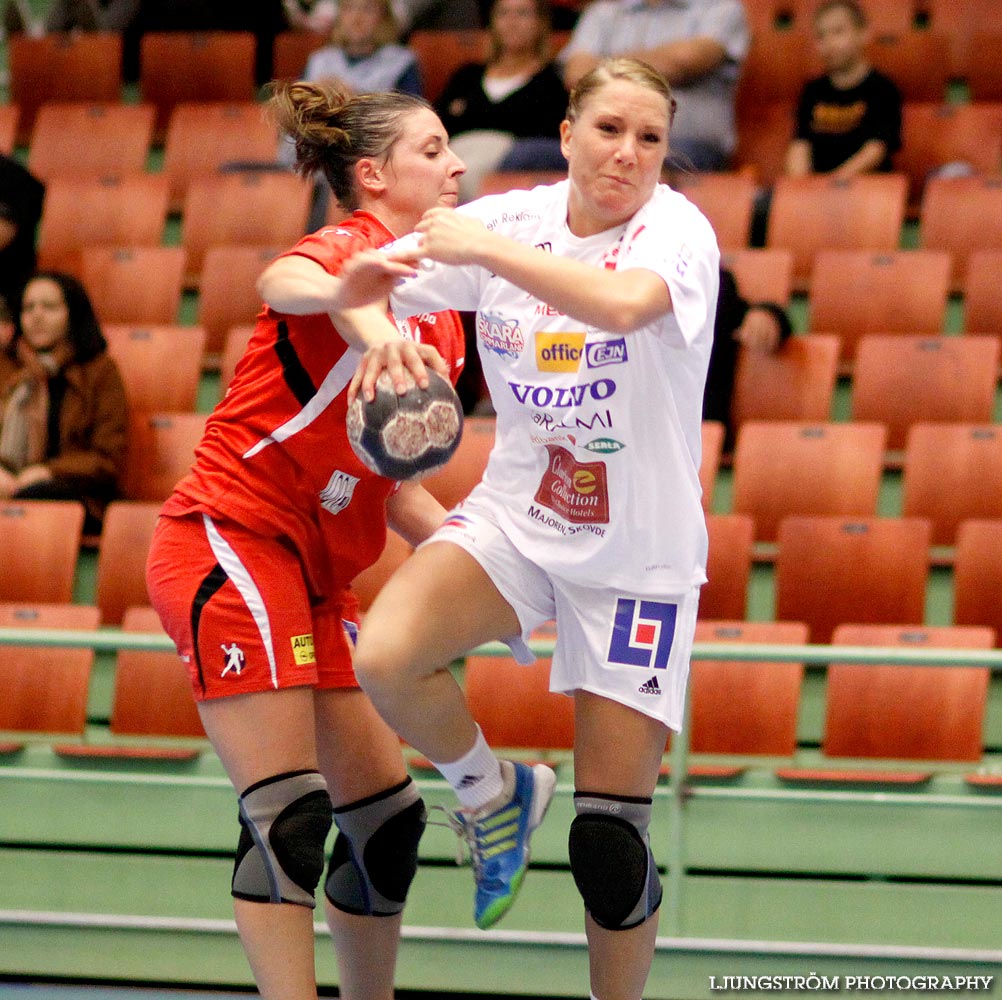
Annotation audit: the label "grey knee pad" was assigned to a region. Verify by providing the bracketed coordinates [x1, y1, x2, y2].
[232, 769, 333, 908]
[567, 791, 663, 931]
[325, 776, 426, 917]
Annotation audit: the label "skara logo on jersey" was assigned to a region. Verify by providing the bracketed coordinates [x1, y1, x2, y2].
[586, 338, 628, 368]
[478, 313, 524, 359]
[584, 437, 625, 454]
[536, 332, 585, 372]
[607, 598, 678, 670]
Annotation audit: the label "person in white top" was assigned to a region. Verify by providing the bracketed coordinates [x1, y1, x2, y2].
[277, 57, 718, 1000]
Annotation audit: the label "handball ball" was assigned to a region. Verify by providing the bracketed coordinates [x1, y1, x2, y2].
[347, 368, 464, 481]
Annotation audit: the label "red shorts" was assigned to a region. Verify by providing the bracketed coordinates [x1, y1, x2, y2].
[146, 512, 360, 701]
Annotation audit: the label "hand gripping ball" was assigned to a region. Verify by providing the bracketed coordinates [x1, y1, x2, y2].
[347, 368, 464, 481]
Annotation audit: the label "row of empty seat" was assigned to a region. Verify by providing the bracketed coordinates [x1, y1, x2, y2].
[3, 600, 996, 789]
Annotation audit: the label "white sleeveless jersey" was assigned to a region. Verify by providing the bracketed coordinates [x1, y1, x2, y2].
[391, 180, 719, 591]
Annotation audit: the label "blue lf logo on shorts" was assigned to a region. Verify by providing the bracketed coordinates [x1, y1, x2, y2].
[608, 598, 677, 670]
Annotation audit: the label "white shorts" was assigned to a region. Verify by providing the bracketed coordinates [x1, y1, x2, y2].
[424, 499, 699, 731]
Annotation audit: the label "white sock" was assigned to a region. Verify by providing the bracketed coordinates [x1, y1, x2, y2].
[432, 726, 504, 811]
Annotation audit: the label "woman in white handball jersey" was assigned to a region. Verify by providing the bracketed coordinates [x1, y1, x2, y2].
[348, 57, 719, 1000]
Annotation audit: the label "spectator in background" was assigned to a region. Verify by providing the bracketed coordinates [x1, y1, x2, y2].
[0, 272, 127, 534]
[302, 0, 422, 96]
[0, 154, 45, 310]
[703, 267, 791, 448]
[283, 0, 338, 34]
[558, 0, 749, 171]
[44, 0, 140, 32]
[785, 0, 901, 178]
[391, 0, 482, 33]
[436, 0, 568, 203]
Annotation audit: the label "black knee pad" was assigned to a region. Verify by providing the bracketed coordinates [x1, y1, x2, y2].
[567, 792, 663, 931]
[325, 776, 426, 917]
[232, 769, 333, 908]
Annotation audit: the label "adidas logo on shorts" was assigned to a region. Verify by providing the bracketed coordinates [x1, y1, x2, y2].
[638, 676, 661, 695]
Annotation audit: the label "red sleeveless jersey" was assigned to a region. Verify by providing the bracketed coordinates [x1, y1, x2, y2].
[163, 211, 465, 599]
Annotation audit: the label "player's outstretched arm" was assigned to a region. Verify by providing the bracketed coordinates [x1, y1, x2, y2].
[386, 480, 450, 547]
[257, 251, 415, 316]
[405, 208, 673, 335]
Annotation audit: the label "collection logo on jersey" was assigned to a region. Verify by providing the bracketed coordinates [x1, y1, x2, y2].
[536, 332, 585, 372]
[607, 598, 678, 670]
[319, 470, 360, 515]
[585, 338, 628, 369]
[479, 313, 524, 359]
[533, 444, 609, 524]
[291, 633, 316, 665]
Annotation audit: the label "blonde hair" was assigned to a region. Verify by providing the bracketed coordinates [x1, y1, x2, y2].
[269, 79, 430, 210]
[567, 57, 677, 127]
[330, 0, 401, 50]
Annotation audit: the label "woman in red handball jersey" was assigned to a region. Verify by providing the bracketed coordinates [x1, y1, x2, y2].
[146, 80, 465, 1000]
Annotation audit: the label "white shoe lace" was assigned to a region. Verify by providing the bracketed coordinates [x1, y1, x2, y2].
[427, 804, 485, 877]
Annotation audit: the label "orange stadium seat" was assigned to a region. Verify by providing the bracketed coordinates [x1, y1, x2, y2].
[407, 30, 490, 104]
[699, 420, 725, 511]
[422, 415, 496, 511]
[898, 102, 1002, 208]
[103, 325, 207, 417]
[121, 412, 206, 502]
[0, 603, 100, 739]
[964, 33, 1002, 100]
[0, 502, 85, 604]
[852, 336, 1000, 451]
[928, 0, 1000, 80]
[271, 30, 327, 81]
[80, 247, 186, 326]
[736, 30, 812, 109]
[867, 32, 950, 102]
[954, 520, 1002, 643]
[0, 105, 18, 153]
[731, 422, 887, 542]
[921, 175, 1002, 289]
[700, 514, 755, 621]
[690, 620, 809, 757]
[94, 501, 162, 626]
[673, 172, 756, 249]
[219, 325, 256, 394]
[8, 32, 122, 142]
[721, 247, 794, 305]
[139, 32, 257, 135]
[767, 174, 907, 287]
[197, 245, 277, 356]
[902, 423, 1002, 545]
[162, 102, 280, 211]
[28, 102, 154, 181]
[963, 251, 1002, 332]
[37, 174, 169, 275]
[774, 516, 931, 644]
[110, 606, 205, 740]
[731, 333, 839, 429]
[808, 250, 951, 362]
[464, 652, 575, 753]
[56, 606, 207, 759]
[775, 623, 994, 785]
[181, 173, 311, 283]
[351, 531, 414, 614]
[734, 100, 794, 188]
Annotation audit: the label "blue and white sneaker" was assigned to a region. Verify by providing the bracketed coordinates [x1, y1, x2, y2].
[450, 761, 557, 929]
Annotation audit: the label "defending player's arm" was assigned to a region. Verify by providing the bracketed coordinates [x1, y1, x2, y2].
[386, 480, 449, 547]
[401, 208, 673, 335]
[258, 251, 444, 396]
